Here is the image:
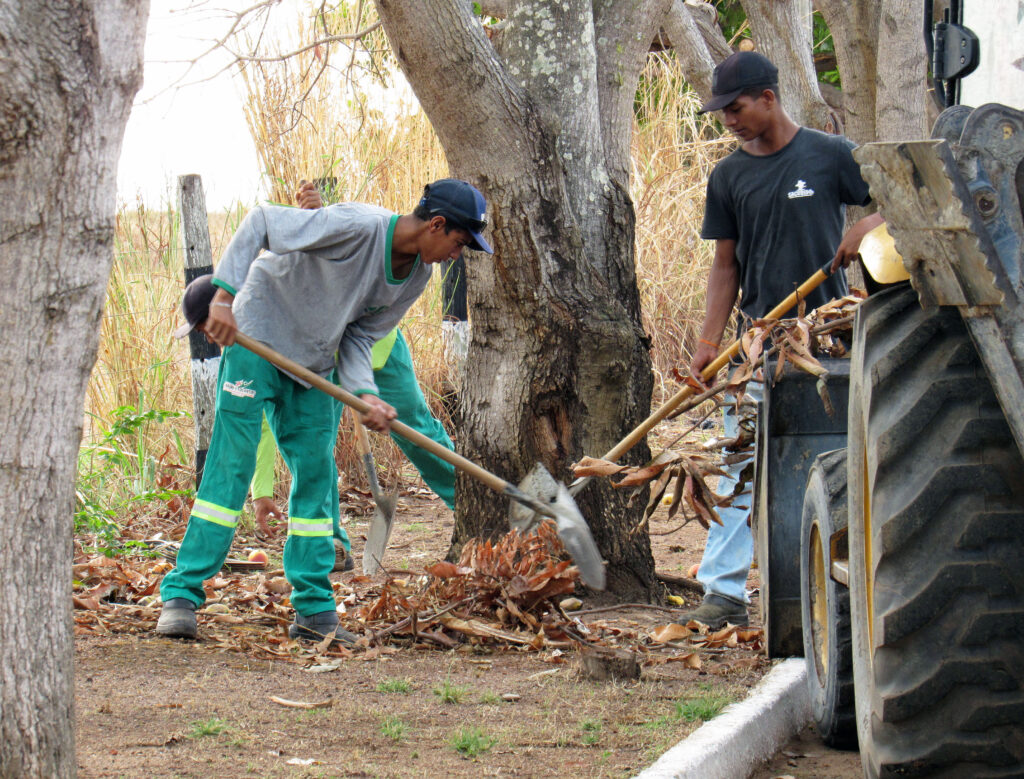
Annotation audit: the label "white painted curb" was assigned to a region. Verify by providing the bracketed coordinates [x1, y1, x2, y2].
[634, 657, 811, 779]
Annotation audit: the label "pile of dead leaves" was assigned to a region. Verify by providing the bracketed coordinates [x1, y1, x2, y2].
[358, 521, 578, 649]
[72, 521, 763, 669]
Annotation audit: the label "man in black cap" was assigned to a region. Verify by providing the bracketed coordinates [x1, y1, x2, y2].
[679, 51, 882, 628]
[157, 179, 492, 643]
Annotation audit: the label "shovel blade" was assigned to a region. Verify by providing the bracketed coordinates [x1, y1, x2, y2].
[508, 464, 560, 533]
[362, 493, 398, 576]
[509, 464, 605, 590]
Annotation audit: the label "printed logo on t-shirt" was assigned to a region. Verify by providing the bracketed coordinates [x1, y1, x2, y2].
[787, 180, 815, 199]
[223, 379, 256, 398]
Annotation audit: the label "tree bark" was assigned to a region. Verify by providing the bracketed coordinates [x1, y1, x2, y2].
[0, 1, 147, 776]
[875, 0, 929, 141]
[661, 1, 719, 99]
[741, 0, 837, 129]
[816, 0, 881, 143]
[374, 0, 668, 599]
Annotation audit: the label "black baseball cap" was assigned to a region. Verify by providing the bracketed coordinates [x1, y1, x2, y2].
[699, 51, 779, 114]
[173, 274, 218, 339]
[420, 178, 493, 253]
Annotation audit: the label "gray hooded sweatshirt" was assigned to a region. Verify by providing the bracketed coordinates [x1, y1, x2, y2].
[212, 203, 431, 396]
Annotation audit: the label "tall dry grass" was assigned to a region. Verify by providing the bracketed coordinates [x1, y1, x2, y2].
[87, 45, 730, 510]
[632, 53, 732, 396]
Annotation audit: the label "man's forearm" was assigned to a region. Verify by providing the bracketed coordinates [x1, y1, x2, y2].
[700, 261, 740, 345]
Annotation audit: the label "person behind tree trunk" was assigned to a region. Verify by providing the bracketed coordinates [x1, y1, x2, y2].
[678, 51, 882, 630]
[157, 178, 492, 644]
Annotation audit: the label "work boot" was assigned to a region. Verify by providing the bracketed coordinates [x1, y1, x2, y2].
[289, 610, 358, 645]
[332, 540, 354, 573]
[155, 598, 197, 639]
[676, 593, 748, 629]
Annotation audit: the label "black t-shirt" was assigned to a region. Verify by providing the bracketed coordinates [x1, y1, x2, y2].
[701, 127, 871, 320]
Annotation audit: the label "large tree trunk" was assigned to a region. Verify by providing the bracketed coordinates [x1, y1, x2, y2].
[816, 0, 882, 143]
[815, 0, 929, 144]
[741, 0, 837, 129]
[661, 1, 729, 98]
[875, 0, 929, 140]
[815, 0, 926, 144]
[374, 0, 669, 599]
[0, 1, 147, 776]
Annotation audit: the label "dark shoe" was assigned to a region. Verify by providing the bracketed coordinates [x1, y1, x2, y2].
[677, 593, 748, 629]
[156, 598, 197, 638]
[289, 610, 357, 645]
[332, 540, 354, 573]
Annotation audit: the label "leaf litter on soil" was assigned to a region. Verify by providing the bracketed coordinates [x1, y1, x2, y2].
[70, 296, 868, 675]
[73, 518, 762, 669]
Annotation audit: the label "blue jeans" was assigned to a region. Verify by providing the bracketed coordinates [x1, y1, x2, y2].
[697, 381, 763, 604]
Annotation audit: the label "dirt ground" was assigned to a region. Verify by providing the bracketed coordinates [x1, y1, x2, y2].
[749, 725, 861, 778]
[74, 472, 780, 778]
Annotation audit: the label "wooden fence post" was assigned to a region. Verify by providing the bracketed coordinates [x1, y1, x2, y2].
[177, 174, 220, 487]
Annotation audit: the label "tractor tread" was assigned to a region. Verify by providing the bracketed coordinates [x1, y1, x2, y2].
[849, 285, 1024, 777]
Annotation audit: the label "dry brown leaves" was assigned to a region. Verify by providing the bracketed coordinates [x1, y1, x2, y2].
[359, 521, 578, 650]
[572, 293, 864, 536]
[72, 521, 763, 668]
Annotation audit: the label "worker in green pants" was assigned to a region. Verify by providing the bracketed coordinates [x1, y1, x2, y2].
[251, 327, 457, 566]
[157, 178, 493, 644]
[250, 182, 455, 559]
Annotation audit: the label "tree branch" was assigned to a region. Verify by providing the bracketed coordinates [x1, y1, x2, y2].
[225, 24, 383, 65]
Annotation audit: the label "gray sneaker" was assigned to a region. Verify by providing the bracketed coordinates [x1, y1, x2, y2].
[289, 610, 358, 645]
[156, 598, 197, 638]
[677, 593, 748, 629]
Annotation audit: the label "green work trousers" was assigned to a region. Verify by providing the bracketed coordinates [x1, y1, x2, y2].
[252, 413, 353, 553]
[375, 330, 455, 510]
[160, 344, 340, 616]
[250, 329, 455, 517]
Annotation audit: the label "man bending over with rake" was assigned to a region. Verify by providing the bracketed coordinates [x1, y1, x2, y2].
[157, 179, 492, 644]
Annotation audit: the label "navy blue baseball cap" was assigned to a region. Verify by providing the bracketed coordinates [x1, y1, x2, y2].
[420, 178, 493, 253]
[699, 51, 779, 114]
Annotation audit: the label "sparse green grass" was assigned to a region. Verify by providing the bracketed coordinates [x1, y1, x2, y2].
[293, 707, 331, 722]
[434, 678, 469, 704]
[380, 715, 408, 741]
[635, 687, 733, 735]
[674, 690, 733, 723]
[377, 677, 413, 693]
[479, 690, 501, 705]
[581, 717, 602, 745]
[643, 712, 676, 731]
[405, 521, 428, 532]
[187, 717, 230, 738]
[450, 726, 497, 757]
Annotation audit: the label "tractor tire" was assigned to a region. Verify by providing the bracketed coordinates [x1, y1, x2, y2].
[800, 448, 856, 750]
[847, 284, 1024, 777]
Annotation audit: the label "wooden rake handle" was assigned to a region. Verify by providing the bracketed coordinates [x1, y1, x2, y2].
[597, 262, 834, 465]
[233, 332, 511, 496]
